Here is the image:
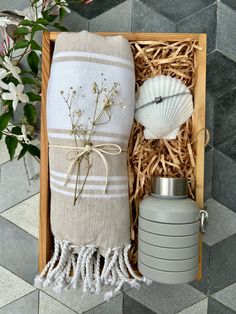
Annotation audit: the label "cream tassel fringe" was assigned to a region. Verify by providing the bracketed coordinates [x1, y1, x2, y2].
[34, 239, 152, 301]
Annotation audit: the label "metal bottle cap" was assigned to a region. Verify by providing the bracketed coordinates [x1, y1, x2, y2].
[152, 177, 188, 198]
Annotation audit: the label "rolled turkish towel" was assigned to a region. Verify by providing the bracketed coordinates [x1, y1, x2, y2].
[35, 31, 149, 299]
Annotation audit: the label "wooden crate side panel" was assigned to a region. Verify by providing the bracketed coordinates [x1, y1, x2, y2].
[192, 34, 207, 280]
[39, 32, 53, 272]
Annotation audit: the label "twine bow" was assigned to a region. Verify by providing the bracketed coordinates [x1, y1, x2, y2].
[49, 142, 123, 196]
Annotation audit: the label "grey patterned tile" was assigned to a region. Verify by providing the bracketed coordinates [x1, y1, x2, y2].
[68, 0, 127, 19]
[221, 0, 236, 10]
[85, 294, 123, 314]
[0, 136, 21, 165]
[216, 134, 236, 161]
[212, 150, 236, 212]
[204, 148, 213, 201]
[209, 234, 236, 294]
[177, 297, 208, 314]
[0, 217, 38, 285]
[140, 0, 215, 23]
[125, 282, 205, 314]
[203, 199, 236, 246]
[1, 193, 39, 239]
[0, 0, 29, 10]
[39, 292, 76, 314]
[63, 10, 88, 31]
[0, 265, 35, 308]
[176, 3, 217, 53]
[213, 88, 236, 146]
[190, 243, 210, 295]
[212, 282, 236, 312]
[123, 294, 156, 314]
[208, 297, 235, 314]
[206, 51, 236, 97]
[0, 155, 40, 213]
[43, 286, 121, 314]
[131, 0, 175, 32]
[89, 1, 132, 32]
[217, 2, 236, 62]
[0, 291, 38, 314]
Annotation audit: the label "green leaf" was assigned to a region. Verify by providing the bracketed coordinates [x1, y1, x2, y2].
[36, 18, 49, 25]
[30, 39, 41, 51]
[5, 135, 18, 160]
[59, 8, 66, 21]
[14, 27, 30, 36]
[53, 23, 68, 32]
[27, 51, 39, 75]
[18, 144, 28, 160]
[42, 11, 57, 23]
[0, 132, 3, 140]
[11, 126, 22, 135]
[0, 112, 12, 132]
[26, 92, 41, 102]
[32, 24, 47, 34]
[20, 19, 34, 26]
[24, 103, 36, 124]
[14, 39, 30, 50]
[22, 77, 37, 85]
[28, 144, 40, 159]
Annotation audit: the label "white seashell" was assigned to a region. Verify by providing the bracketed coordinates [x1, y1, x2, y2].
[135, 75, 193, 139]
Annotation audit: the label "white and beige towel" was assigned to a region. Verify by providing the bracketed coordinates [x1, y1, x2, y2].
[35, 31, 149, 299]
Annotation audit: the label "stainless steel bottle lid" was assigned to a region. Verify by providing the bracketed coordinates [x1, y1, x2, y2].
[152, 177, 187, 198]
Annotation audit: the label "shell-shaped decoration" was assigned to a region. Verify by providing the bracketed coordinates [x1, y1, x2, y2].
[135, 75, 193, 139]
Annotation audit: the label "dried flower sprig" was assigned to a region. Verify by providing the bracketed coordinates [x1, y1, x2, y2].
[60, 76, 126, 204]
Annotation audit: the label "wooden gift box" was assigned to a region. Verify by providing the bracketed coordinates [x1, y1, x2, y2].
[39, 32, 207, 280]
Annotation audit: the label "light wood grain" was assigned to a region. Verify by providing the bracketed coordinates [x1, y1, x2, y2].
[40, 32, 207, 281]
[192, 34, 207, 280]
[39, 32, 53, 272]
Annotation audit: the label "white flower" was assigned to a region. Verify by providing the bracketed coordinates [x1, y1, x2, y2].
[2, 82, 29, 110]
[17, 125, 30, 143]
[48, 0, 70, 14]
[3, 56, 22, 83]
[15, 5, 43, 22]
[0, 68, 8, 90]
[0, 17, 12, 28]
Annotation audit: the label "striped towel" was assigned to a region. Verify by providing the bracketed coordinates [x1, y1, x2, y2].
[35, 31, 149, 299]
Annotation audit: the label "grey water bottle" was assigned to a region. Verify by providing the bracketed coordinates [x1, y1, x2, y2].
[138, 177, 200, 284]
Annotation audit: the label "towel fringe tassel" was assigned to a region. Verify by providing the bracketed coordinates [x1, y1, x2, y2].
[34, 239, 151, 300]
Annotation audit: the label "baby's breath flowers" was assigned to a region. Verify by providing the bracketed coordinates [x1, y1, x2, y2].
[60, 76, 127, 203]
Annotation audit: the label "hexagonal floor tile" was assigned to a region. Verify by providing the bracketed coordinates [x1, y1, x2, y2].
[139, 0, 215, 23]
[176, 3, 217, 53]
[0, 265, 35, 309]
[213, 88, 236, 146]
[131, 0, 175, 32]
[89, 0, 132, 32]
[206, 51, 236, 97]
[203, 199, 236, 246]
[0, 291, 38, 314]
[209, 234, 236, 294]
[208, 297, 235, 314]
[124, 282, 205, 314]
[213, 150, 236, 212]
[0, 217, 38, 285]
[85, 293, 123, 314]
[177, 297, 208, 314]
[217, 2, 236, 62]
[1, 193, 39, 239]
[39, 292, 76, 314]
[68, 0, 127, 19]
